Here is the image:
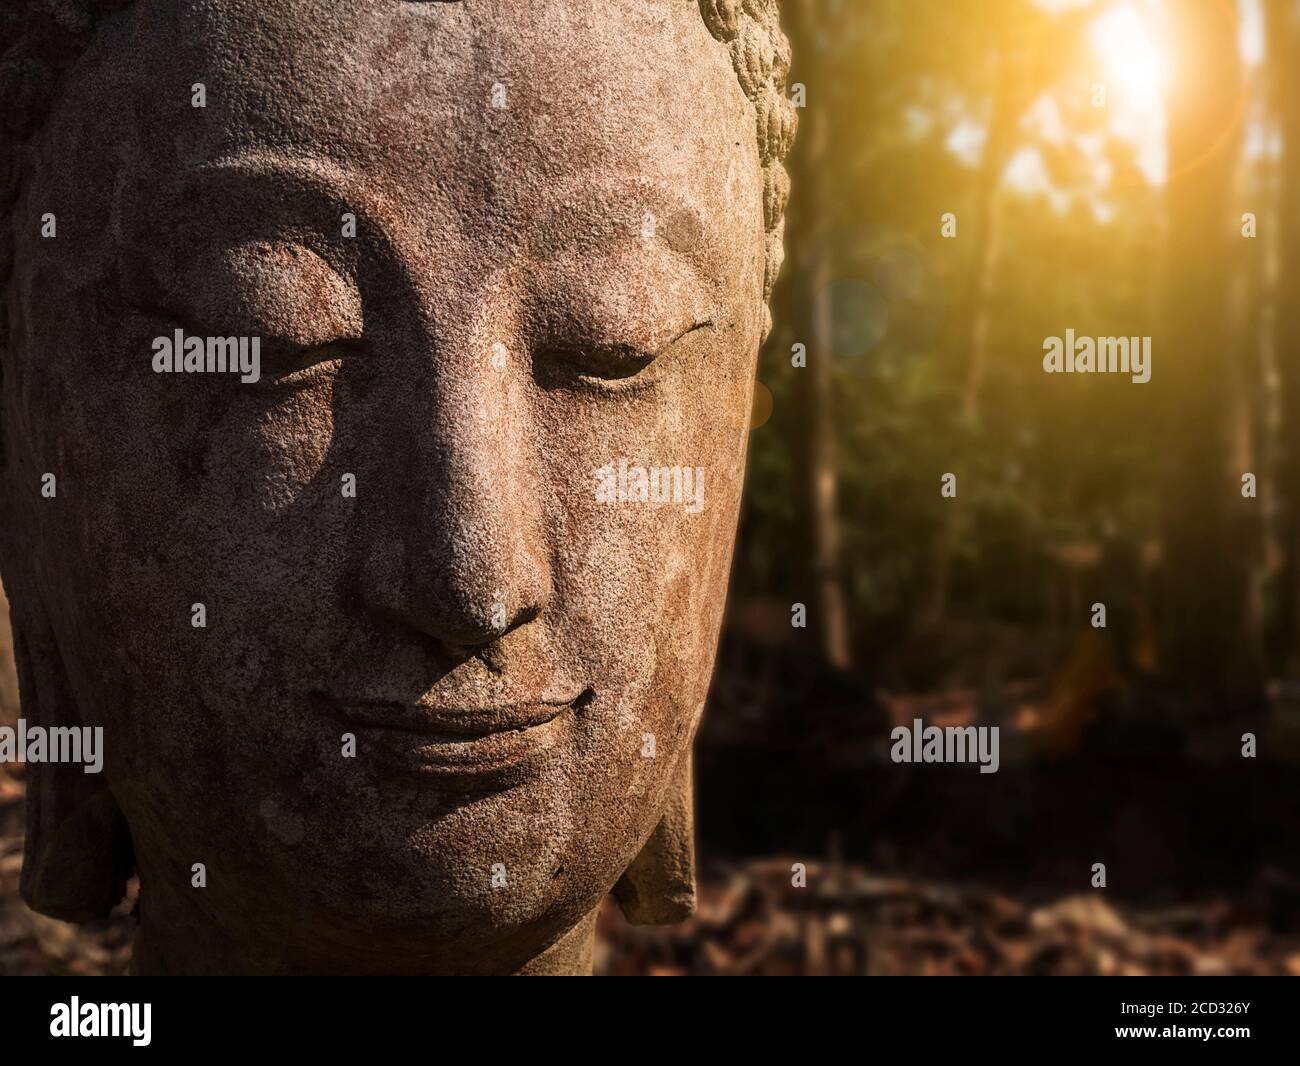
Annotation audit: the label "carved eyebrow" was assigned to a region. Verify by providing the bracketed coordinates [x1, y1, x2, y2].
[527, 179, 720, 269]
[166, 150, 384, 239]
[179, 149, 356, 197]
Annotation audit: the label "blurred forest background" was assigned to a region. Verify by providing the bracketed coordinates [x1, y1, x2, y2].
[7, 0, 1300, 974]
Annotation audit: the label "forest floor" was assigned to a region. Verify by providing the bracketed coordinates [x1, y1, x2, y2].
[4, 764, 1298, 976]
[595, 858, 1300, 975]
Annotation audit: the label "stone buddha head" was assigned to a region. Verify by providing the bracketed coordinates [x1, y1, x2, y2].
[0, 0, 794, 974]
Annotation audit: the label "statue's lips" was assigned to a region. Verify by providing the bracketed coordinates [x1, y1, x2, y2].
[314, 690, 591, 789]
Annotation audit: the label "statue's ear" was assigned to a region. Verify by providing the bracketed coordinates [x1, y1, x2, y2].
[612, 749, 696, 924]
[12, 607, 133, 922]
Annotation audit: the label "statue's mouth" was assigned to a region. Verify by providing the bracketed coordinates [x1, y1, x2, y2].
[312, 689, 595, 791]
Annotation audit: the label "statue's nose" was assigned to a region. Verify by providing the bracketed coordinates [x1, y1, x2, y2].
[359, 327, 552, 655]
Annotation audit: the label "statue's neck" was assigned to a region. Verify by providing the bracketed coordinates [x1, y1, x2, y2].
[513, 912, 597, 975]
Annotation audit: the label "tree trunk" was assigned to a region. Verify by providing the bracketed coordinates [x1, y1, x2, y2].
[960, 55, 1019, 422]
[1265, 0, 1300, 671]
[925, 44, 1020, 624]
[786, 4, 853, 671]
[1159, 0, 1260, 713]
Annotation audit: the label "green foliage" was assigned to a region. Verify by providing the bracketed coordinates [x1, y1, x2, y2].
[735, 0, 1215, 667]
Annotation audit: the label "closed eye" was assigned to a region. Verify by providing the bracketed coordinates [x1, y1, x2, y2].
[536, 319, 714, 389]
[127, 300, 362, 388]
[549, 342, 656, 381]
[260, 336, 363, 386]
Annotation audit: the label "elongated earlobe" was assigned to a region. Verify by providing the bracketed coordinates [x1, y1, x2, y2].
[13, 614, 133, 921]
[612, 749, 696, 924]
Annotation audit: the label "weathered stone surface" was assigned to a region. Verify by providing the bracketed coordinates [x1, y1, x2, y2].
[612, 750, 697, 924]
[0, 0, 792, 974]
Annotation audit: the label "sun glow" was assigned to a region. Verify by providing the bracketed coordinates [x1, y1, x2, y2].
[1086, 1, 1169, 185]
[1091, 3, 1169, 107]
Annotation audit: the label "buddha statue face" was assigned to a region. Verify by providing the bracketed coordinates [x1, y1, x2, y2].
[0, 0, 792, 974]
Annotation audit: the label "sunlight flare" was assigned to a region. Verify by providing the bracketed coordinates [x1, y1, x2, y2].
[1092, 3, 1169, 106]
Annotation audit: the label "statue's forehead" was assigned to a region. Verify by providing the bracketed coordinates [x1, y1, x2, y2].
[109, 1, 750, 215]
[43, 0, 761, 288]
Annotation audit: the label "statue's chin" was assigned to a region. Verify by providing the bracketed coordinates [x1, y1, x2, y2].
[127, 782, 620, 973]
[135, 843, 601, 975]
